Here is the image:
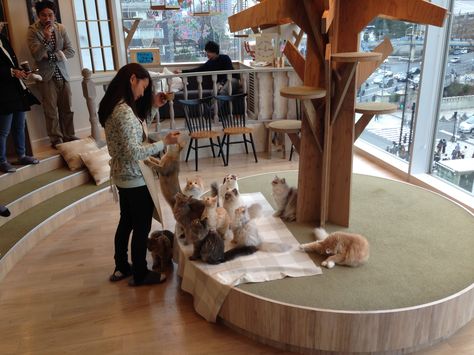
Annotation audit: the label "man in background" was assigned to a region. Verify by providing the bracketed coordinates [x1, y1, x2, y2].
[27, 0, 77, 148]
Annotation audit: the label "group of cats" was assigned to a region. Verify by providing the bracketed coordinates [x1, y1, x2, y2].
[144, 143, 369, 272]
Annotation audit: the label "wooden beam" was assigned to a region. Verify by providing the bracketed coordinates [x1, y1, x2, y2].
[331, 63, 357, 125]
[283, 42, 305, 81]
[293, 28, 304, 47]
[356, 37, 393, 88]
[339, 0, 447, 34]
[124, 18, 141, 50]
[321, 0, 336, 33]
[354, 113, 374, 140]
[302, 100, 323, 152]
[302, 0, 325, 60]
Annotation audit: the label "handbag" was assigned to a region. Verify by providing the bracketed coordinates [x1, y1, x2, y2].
[24, 88, 41, 106]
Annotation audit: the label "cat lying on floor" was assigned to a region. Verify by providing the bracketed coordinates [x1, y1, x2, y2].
[300, 228, 370, 268]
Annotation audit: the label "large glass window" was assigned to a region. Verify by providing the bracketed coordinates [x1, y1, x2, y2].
[358, 19, 426, 163]
[0, 0, 9, 39]
[74, 0, 115, 72]
[432, 0, 474, 195]
[121, 0, 259, 63]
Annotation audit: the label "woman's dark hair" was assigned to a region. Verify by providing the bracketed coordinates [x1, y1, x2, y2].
[98, 63, 153, 127]
[35, 0, 56, 14]
[205, 41, 219, 55]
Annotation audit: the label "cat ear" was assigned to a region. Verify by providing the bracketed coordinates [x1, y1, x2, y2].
[231, 174, 237, 180]
[232, 188, 238, 195]
[281, 178, 286, 183]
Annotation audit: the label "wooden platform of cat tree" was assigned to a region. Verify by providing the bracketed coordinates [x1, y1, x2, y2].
[355, 102, 398, 139]
[279, 86, 326, 100]
[331, 51, 382, 63]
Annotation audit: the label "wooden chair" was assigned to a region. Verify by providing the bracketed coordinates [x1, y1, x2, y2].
[178, 96, 225, 171]
[215, 93, 258, 166]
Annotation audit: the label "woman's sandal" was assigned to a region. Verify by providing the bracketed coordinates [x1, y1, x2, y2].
[109, 269, 132, 282]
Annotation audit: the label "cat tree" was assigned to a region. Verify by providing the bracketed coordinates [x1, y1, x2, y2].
[229, 0, 446, 227]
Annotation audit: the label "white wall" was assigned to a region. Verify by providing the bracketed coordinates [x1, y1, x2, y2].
[5, 0, 93, 151]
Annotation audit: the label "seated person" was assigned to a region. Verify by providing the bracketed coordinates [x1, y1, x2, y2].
[174, 41, 238, 94]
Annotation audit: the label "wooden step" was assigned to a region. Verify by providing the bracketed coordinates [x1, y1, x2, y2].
[0, 155, 65, 192]
[150, 5, 180, 10]
[355, 102, 398, 115]
[331, 52, 382, 63]
[0, 168, 91, 228]
[280, 86, 326, 100]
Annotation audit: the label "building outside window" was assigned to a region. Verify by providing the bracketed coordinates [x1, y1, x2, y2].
[358, 19, 426, 163]
[121, 0, 259, 63]
[74, 0, 115, 72]
[431, 0, 474, 195]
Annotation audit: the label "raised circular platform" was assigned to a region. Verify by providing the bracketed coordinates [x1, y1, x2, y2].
[210, 172, 474, 354]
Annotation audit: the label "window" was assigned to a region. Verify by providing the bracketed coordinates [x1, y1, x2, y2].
[74, 0, 115, 72]
[0, 0, 9, 39]
[358, 19, 426, 163]
[120, 0, 260, 63]
[431, 0, 474, 195]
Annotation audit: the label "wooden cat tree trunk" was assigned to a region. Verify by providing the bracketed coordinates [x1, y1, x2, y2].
[229, 0, 446, 227]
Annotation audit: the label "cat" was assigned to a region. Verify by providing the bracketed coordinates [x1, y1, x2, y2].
[147, 230, 174, 272]
[218, 174, 239, 206]
[183, 175, 205, 199]
[299, 227, 370, 268]
[271, 176, 297, 222]
[232, 205, 292, 253]
[231, 205, 262, 248]
[222, 187, 243, 220]
[144, 140, 186, 208]
[201, 195, 231, 240]
[189, 217, 257, 264]
[172, 192, 205, 245]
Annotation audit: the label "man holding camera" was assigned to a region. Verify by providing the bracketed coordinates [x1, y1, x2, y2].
[27, 0, 77, 148]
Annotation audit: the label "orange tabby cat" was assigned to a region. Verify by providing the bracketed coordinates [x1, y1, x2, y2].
[201, 195, 231, 240]
[300, 228, 369, 268]
[183, 175, 205, 199]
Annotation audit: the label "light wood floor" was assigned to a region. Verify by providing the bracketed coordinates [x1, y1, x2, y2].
[1, 152, 473, 355]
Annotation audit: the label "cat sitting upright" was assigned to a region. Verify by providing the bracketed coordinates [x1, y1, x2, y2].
[271, 176, 297, 222]
[218, 174, 239, 205]
[201, 195, 231, 240]
[147, 230, 174, 272]
[183, 175, 205, 199]
[300, 228, 370, 268]
[173, 192, 205, 245]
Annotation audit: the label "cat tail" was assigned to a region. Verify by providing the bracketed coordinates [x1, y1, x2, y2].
[210, 181, 220, 206]
[224, 246, 258, 261]
[313, 227, 329, 241]
[247, 203, 262, 220]
[258, 242, 293, 253]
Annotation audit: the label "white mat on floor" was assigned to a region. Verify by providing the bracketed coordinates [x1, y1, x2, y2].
[176, 192, 322, 322]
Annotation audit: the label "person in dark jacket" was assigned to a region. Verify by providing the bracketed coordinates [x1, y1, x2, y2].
[174, 41, 238, 92]
[0, 33, 39, 173]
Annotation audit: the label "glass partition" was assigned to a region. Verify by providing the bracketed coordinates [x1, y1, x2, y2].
[358, 18, 427, 163]
[431, 0, 474, 195]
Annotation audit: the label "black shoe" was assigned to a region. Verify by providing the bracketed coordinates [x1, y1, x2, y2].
[51, 139, 64, 149]
[0, 162, 16, 173]
[17, 156, 40, 165]
[128, 271, 166, 286]
[109, 269, 132, 282]
[64, 135, 80, 142]
[0, 205, 11, 217]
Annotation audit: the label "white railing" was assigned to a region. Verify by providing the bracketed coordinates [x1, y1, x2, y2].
[81, 65, 300, 142]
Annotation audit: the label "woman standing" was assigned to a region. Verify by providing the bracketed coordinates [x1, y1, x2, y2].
[0, 33, 39, 173]
[98, 63, 179, 286]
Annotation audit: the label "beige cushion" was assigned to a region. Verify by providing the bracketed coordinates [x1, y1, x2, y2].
[56, 138, 98, 171]
[80, 146, 111, 185]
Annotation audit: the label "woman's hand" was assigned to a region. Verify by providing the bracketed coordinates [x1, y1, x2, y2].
[12, 69, 28, 79]
[153, 92, 167, 108]
[163, 131, 181, 145]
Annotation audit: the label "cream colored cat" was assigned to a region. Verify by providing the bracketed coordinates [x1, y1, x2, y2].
[300, 228, 370, 268]
[271, 176, 297, 222]
[183, 175, 205, 199]
[201, 195, 231, 239]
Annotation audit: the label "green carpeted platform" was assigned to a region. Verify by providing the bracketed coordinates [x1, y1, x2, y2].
[236, 171, 474, 311]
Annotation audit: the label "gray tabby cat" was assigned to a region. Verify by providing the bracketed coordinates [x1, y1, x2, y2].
[189, 218, 257, 264]
[271, 176, 297, 222]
